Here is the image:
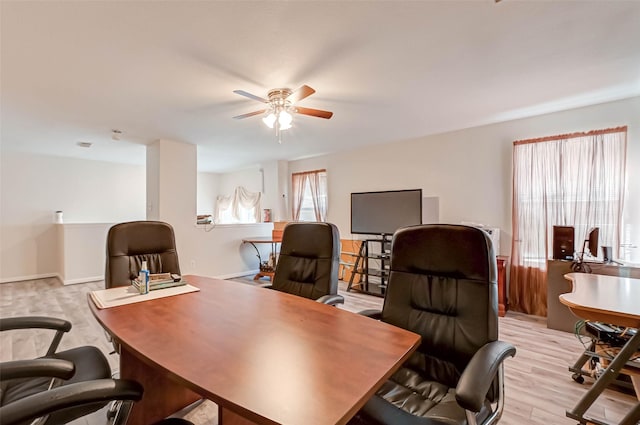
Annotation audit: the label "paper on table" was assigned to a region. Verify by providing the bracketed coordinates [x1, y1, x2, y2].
[90, 284, 199, 309]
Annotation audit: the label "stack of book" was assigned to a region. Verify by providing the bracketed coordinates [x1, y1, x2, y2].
[132, 273, 185, 291]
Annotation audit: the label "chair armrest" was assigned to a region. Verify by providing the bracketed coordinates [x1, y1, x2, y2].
[0, 379, 143, 425]
[455, 340, 516, 412]
[357, 309, 383, 320]
[0, 316, 72, 356]
[0, 358, 76, 381]
[0, 316, 72, 333]
[315, 294, 344, 305]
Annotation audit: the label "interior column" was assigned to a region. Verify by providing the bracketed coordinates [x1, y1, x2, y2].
[146, 139, 197, 269]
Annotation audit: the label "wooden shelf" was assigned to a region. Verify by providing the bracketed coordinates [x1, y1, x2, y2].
[497, 255, 508, 317]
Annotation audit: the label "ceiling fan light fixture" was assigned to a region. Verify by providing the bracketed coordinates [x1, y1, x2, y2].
[262, 113, 276, 129]
[278, 110, 293, 129]
[233, 85, 333, 141]
[279, 122, 292, 131]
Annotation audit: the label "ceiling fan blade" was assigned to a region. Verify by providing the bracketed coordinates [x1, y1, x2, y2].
[287, 85, 316, 103]
[233, 109, 267, 119]
[295, 107, 333, 119]
[233, 90, 268, 103]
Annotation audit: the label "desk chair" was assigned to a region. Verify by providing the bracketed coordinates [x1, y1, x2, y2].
[263, 222, 344, 306]
[105, 220, 181, 289]
[0, 316, 114, 424]
[352, 225, 516, 425]
[0, 317, 193, 425]
[0, 363, 142, 425]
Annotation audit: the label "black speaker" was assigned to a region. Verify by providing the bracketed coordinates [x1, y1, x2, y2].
[553, 226, 575, 260]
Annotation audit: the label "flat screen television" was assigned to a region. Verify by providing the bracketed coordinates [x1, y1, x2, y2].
[351, 189, 422, 235]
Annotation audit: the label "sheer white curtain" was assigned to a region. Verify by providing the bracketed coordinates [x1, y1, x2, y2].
[216, 186, 261, 223]
[233, 186, 261, 223]
[215, 194, 234, 223]
[510, 127, 627, 315]
[307, 171, 327, 221]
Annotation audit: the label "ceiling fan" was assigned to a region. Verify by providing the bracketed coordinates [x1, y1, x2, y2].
[232, 85, 333, 141]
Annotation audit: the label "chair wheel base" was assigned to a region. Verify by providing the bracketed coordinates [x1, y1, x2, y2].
[572, 373, 585, 384]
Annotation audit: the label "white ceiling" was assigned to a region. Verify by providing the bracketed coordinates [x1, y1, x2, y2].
[2, 1, 639, 173]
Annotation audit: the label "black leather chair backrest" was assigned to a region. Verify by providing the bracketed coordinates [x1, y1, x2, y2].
[272, 222, 340, 300]
[105, 221, 181, 288]
[381, 224, 498, 390]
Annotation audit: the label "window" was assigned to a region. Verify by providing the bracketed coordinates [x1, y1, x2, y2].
[215, 186, 261, 224]
[291, 169, 327, 222]
[510, 126, 627, 315]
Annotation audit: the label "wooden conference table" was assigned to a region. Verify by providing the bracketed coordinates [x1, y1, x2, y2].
[89, 275, 420, 425]
[560, 273, 640, 425]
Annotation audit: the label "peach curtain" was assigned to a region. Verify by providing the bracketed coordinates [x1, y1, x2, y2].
[291, 169, 327, 221]
[510, 127, 627, 316]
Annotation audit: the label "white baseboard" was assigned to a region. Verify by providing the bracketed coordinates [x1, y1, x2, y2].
[0, 273, 60, 284]
[1, 271, 257, 284]
[62, 276, 103, 285]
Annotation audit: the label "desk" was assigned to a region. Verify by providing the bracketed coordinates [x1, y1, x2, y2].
[547, 259, 640, 333]
[242, 237, 281, 281]
[560, 273, 640, 425]
[88, 275, 420, 425]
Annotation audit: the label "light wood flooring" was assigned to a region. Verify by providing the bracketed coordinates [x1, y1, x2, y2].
[1, 277, 638, 425]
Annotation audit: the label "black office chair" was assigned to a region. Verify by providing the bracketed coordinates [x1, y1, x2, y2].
[0, 317, 194, 425]
[262, 222, 344, 306]
[351, 224, 516, 425]
[0, 360, 142, 425]
[0, 316, 119, 424]
[105, 220, 181, 289]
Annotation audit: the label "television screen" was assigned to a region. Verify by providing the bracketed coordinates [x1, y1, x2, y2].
[351, 189, 422, 235]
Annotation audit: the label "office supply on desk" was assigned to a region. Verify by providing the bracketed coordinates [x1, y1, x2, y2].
[132, 273, 185, 292]
[560, 273, 640, 425]
[90, 284, 199, 309]
[88, 275, 420, 425]
[352, 225, 516, 425]
[263, 222, 344, 305]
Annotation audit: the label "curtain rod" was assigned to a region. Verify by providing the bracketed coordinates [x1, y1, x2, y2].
[513, 126, 627, 146]
[291, 169, 326, 176]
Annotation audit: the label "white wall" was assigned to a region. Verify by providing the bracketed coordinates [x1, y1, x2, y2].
[3, 98, 637, 283]
[219, 167, 262, 196]
[289, 97, 640, 260]
[1, 150, 276, 283]
[0, 152, 146, 282]
[199, 163, 289, 222]
[197, 172, 220, 215]
[58, 223, 114, 285]
[185, 223, 273, 278]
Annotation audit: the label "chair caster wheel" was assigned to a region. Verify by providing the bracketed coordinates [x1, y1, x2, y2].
[106, 400, 122, 421]
[572, 373, 585, 384]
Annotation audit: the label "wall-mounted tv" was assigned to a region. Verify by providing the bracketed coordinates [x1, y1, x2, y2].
[351, 189, 422, 235]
